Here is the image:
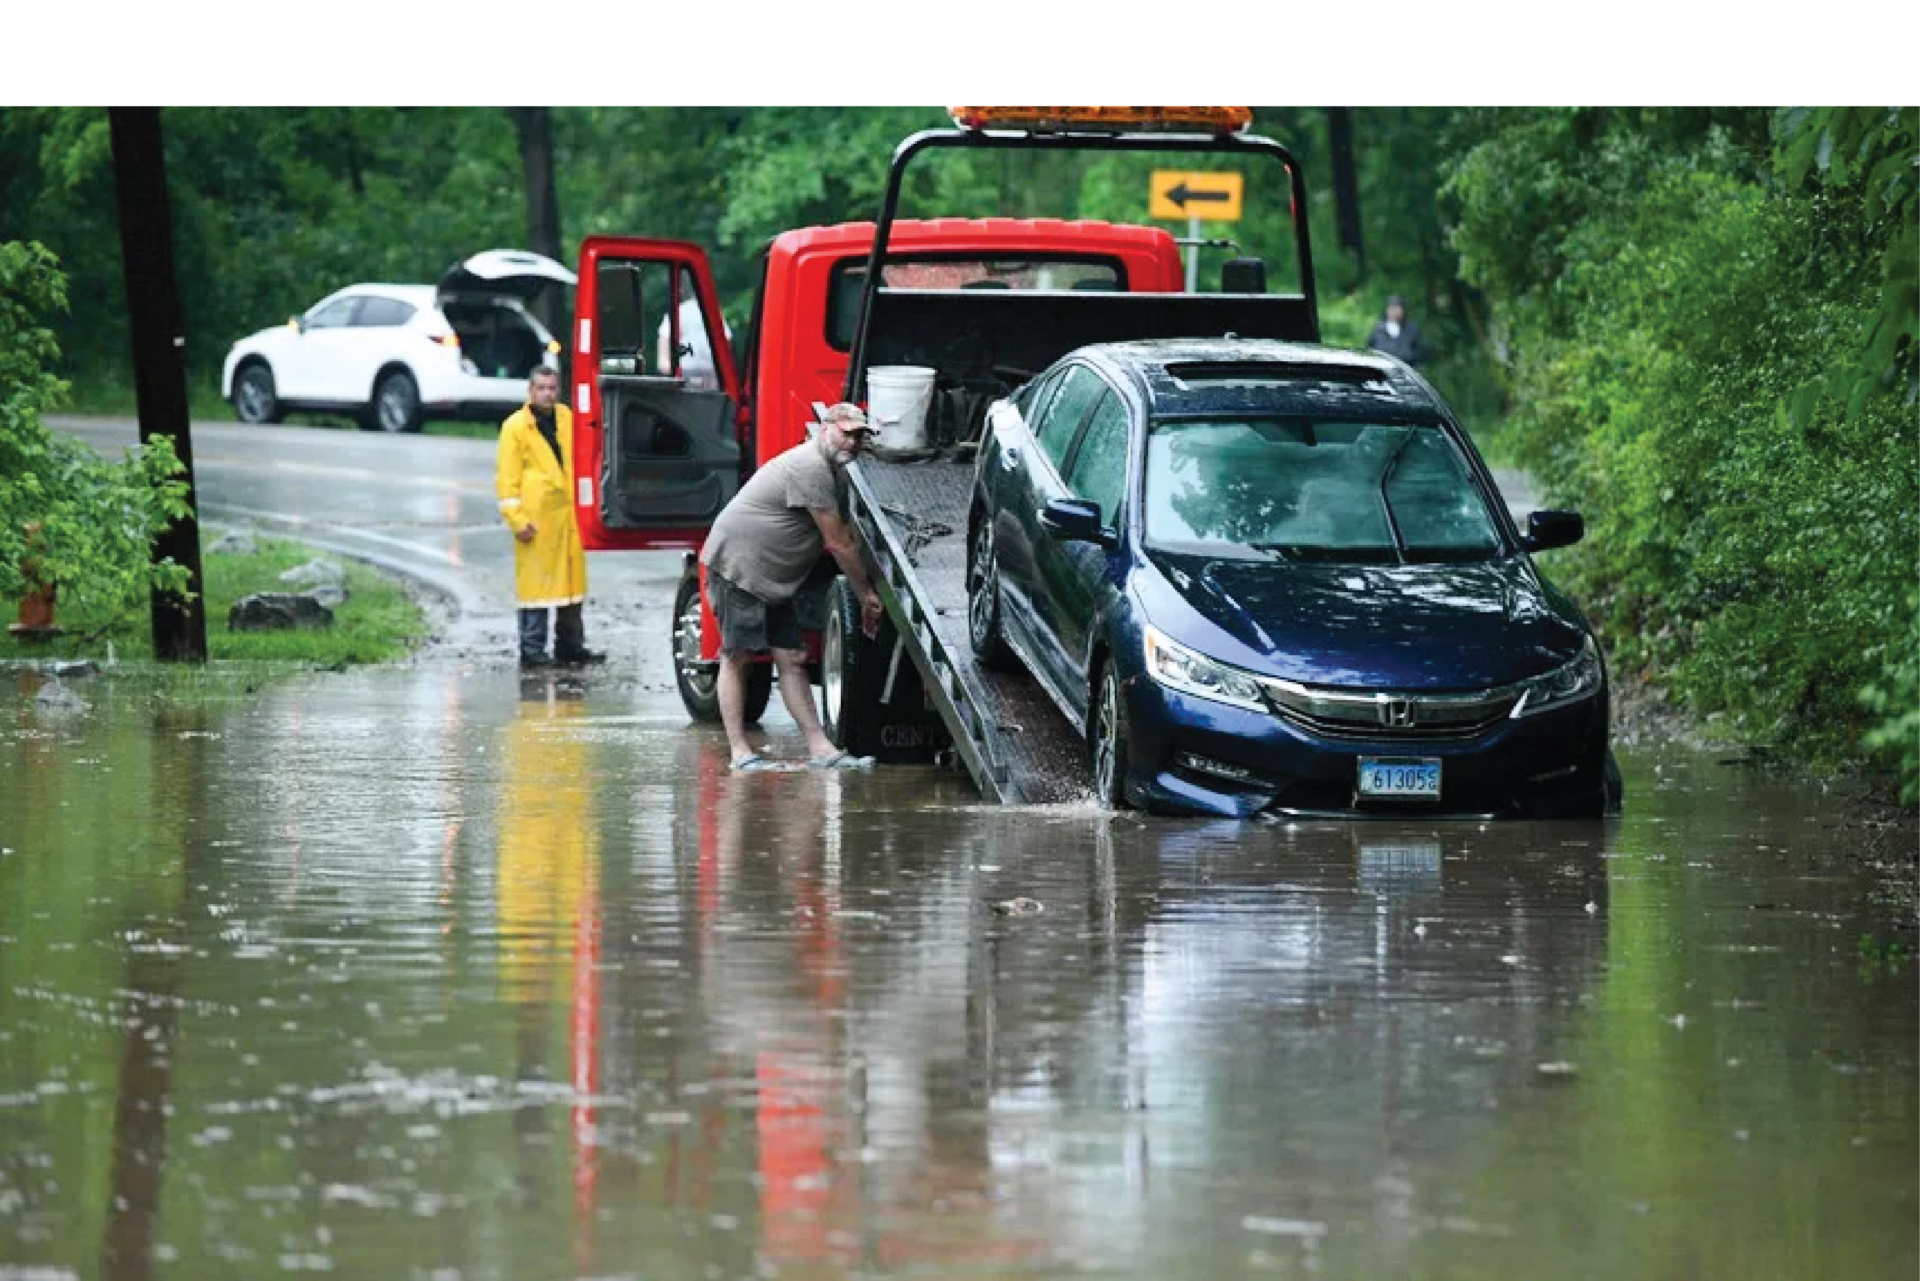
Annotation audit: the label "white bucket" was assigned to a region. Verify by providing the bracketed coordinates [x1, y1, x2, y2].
[866, 365, 937, 453]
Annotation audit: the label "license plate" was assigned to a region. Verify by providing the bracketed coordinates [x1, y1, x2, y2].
[1357, 757, 1441, 798]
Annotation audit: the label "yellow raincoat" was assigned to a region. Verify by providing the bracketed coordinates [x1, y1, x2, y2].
[496, 403, 587, 607]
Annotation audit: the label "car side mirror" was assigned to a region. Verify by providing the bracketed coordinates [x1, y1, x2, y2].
[1039, 497, 1114, 548]
[1522, 509, 1584, 552]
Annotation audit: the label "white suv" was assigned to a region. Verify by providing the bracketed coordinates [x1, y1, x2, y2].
[221, 250, 576, 433]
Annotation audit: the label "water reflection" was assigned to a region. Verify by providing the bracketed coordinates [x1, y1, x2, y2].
[497, 678, 602, 1273]
[0, 671, 1912, 1278]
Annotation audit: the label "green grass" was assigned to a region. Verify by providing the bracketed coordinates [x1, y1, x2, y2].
[5, 536, 431, 666]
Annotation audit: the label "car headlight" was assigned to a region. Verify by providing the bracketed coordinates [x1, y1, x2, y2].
[1143, 626, 1268, 712]
[1511, 636, 1603, 717]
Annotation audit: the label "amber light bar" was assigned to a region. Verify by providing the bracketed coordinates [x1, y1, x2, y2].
[948, 106, 1252, 135]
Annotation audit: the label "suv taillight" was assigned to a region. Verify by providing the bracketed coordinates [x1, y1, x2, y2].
[429, 333, 460, 350]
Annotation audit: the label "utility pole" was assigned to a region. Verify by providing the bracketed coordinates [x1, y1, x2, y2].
[108, 107, 207, 662]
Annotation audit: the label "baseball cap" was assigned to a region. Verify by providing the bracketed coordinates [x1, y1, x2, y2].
[826, 402, 879, 436]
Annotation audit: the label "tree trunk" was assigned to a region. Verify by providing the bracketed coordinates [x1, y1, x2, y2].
[1325, 107, 1366, 281]
[506, 107, 564, 335]
[107, 107, 208, 664]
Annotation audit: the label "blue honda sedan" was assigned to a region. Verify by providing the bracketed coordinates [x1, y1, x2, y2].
[965, 338, 1621, 819]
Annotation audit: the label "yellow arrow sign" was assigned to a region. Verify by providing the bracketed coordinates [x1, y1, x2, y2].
[1150, 170, 1244, 221]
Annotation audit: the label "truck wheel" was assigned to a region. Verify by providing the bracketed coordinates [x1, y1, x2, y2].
[967, 519, 1015, 670]
[672, 572, 770, 724]
[821, 576, 886, 756]
[1090, 663, 1134, 810]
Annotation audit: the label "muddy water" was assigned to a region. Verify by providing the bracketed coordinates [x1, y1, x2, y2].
[1, 667, 1913, 1279]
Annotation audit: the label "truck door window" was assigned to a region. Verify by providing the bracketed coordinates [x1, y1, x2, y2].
[657, 266, 728, 392]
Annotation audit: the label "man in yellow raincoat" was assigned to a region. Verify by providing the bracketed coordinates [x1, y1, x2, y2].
[496, 366, 604, 668]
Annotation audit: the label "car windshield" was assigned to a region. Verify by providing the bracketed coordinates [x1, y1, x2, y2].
[1143, 418, 1503, 563]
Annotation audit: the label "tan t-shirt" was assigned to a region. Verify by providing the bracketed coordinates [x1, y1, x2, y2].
[700, 440, 845, 603]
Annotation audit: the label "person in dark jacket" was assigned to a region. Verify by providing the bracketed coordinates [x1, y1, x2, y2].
[1367, 295, 1432, 367]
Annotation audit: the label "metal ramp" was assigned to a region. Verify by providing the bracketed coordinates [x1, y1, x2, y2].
[844, 452, 1091, 805]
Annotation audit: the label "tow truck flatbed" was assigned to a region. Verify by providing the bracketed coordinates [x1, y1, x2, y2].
[845, 451, 1090, 805]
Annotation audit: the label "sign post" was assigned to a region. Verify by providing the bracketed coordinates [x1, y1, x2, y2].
[1150, 171, 1244, 293]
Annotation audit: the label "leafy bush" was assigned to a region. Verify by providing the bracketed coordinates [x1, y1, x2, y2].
[0, 241, 192, 631]
[1445, 111, 1919, 801]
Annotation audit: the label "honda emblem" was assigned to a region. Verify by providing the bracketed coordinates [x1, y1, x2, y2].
[1378, 695, 1417, 728]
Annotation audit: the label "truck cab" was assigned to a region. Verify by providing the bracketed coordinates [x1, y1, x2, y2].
[569, 219, 1187, 551]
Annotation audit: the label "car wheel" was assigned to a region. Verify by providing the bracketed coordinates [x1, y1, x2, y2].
[967, 518, 1015, 670]
[822, 576, 885, 755]
[233, 362, 282, 424]
[672, 571, 769, 724]
[368, 370, 421, 433]
[1090, 662, 1133, 810]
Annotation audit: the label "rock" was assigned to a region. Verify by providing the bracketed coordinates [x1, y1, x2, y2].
[279, 558, 345, 588]
[228, 593, 335, 632]
[208, 530, 258, 556]
[33, 677, 89, 716]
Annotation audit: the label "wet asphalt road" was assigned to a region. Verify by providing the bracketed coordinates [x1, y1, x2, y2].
[0, 417, 1911, 1279]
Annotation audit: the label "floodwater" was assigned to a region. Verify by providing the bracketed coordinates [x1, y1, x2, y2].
[1, 664, 1914, 1280]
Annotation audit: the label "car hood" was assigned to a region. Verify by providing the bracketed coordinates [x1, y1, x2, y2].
[1145, 550, 1588, 690]
[438, 249, 576, 303]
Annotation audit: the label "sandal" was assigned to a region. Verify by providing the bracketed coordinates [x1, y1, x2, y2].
[731, 754, 794, 773]
[808, 751, 875, 771]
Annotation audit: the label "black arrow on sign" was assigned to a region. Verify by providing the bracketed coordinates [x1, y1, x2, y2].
[1165, 182, 1230, 209]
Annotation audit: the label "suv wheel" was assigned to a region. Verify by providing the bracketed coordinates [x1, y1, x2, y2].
[233, 362, 282, 424]
[368, 370, 421, 433]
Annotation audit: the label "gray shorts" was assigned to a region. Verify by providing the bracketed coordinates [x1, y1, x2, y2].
[707, 572, 802, 655]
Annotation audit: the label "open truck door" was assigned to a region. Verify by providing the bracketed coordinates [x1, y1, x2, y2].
[571, 237, 744, 551]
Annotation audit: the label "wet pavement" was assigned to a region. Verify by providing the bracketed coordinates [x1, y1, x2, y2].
[2, 421, 1912, 1278]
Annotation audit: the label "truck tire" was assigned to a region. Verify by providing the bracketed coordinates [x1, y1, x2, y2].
[821, 577, 887, 756]
[672, 571, 770, 724]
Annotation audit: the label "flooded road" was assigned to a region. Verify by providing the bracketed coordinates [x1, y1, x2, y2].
[3, 664, 1914, 1278]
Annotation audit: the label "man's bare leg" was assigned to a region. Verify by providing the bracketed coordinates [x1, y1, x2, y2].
[718, 650, 760, 764]
[772, 647, 838, 760]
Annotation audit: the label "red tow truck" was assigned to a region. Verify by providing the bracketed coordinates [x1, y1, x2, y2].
[569, 108, 1319, 802]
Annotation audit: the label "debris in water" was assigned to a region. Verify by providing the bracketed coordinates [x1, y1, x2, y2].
[1536, 1061, 1578, 1077]
[991, 897, 1044, 916]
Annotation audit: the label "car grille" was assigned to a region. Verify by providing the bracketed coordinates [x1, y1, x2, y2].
[1257, 677, 1520, 742]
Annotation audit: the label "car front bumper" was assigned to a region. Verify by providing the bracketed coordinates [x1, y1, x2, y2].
[1121, 673, 1612, 820]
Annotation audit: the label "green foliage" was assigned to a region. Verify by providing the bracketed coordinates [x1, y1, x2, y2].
[1858, 593, 1919, 804]
[0, 240, 192, 622]
[1446, 112, 1919, 803]
[1775, 108, 1919, 420]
